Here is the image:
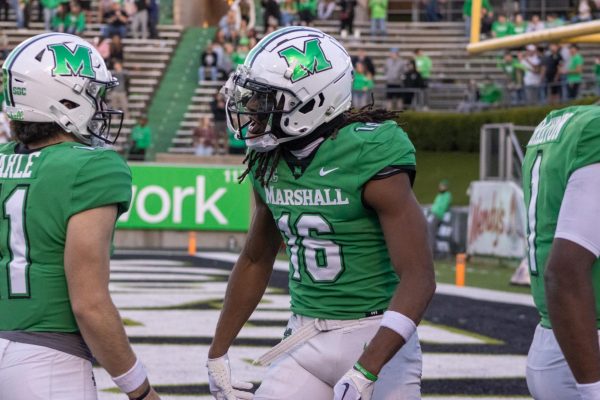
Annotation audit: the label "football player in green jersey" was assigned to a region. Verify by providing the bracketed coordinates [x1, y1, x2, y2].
[207, 27, 435, 400]
[523, 106, 600, 400]
[0, 33, 160, 400]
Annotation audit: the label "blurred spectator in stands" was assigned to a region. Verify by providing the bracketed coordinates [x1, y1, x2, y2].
[352, 62, 373, 109]
[402, 60, 426, 109]
[231, 0, 255, 29]
[232, 39, 249, 69]
[463, 0, 492, 37]
[457, 79, 480, 112]
[317, 0, 335, 19]
[94, 36, 112, 64]
[369, 0, 387, 36]
[66, 2, 86, 35]
[0, 0, 8, 20]
[193, 117, 216, 157]
[428, 179, 452, 256]
[414, 49, 432, 85]
[11, 0, 31, 28]
[102, 1, 129, 38]
[109, 61, 129, 117]
[572, 0, 595, 22]
[512, 13, 527, 34]
[0, 30, 7, 59]
[280, 0, 297, 26]
[97, 0, 112, 22]
[595, 57, 600, 96]
[542, 43, 563, 104]
[545, 13, 565, 28]
[526, 14, 544, 32]
[108, 33, 124, 69]
[218, 42, 234, 79]
[129, 116, 152, 161]
[210, 93, 227, 149]
[480, 9, 494, 38]
[351, 48, 375, 76]
[297, 0, 317, 25]
[384, 48, 406, 110]
[339, 0, 356, 38]
[566, 44, 583, 99]
[199, 43, 219, 82]
[41, 0, 61, 32]
[492, 14, 514, 37]
[498, 51, 525, 104]
[261, 0, 280, 30]
[51, 3, 68, 31]
[131, 0, 149, 39]
[520, 44, 542, 104]
[148, 0, 159, 38]
[424, 0, 443, 22]
[477, 76, 503, 107]
[501, 0, 518, 19]
[219, 9, 241, 41]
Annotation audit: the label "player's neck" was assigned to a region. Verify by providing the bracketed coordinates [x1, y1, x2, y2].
[26, 133, 77, 151]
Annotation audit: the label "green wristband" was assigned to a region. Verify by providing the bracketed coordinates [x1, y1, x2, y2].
[353, 362, 378, 382]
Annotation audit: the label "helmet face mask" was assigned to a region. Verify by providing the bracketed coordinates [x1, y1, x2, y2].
[221, 27, 353, 152]
[2, 33, 124, 146]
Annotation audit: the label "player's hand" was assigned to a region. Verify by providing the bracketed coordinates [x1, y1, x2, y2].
[207, 354, 253, 400]
[333, 368, 375, 400]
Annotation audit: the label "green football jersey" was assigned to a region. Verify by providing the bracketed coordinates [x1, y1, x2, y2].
[0, 142, 131, 332]
[522, 105, 600, 329]
[252, 121, 416, 319]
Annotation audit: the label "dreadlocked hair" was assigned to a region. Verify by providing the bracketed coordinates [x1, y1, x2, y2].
[238, 147, 282, 187]
[238, 104, 400, 186]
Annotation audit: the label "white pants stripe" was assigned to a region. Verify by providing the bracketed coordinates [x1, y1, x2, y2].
[0, 338, 97, 400]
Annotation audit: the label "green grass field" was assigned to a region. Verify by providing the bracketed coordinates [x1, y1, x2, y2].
[413, 151, 479, 206]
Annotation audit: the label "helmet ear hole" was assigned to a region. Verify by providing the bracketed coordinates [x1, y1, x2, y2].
[60, 99, 80, 109]
[299, 99, 316, 114]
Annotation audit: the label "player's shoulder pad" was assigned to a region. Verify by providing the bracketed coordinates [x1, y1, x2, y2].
[346, 120, 411, 142]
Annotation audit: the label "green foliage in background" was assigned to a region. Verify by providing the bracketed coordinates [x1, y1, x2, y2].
[400, 97, 597, 152]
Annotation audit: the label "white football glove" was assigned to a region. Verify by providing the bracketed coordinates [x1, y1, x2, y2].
[333, 368, 375, 400]
[207, 354, 253, 400]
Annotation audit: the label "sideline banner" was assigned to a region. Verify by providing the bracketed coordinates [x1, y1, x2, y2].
[117, 164, 251, 231]
[466, 181, 526, 258]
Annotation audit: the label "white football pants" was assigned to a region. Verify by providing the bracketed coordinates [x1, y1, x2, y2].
[0, 338, 97, 400]
[254, 314, 422, 400]
[527, 324, 593, 399]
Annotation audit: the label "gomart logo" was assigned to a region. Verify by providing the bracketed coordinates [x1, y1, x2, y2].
[278, 38, 332, 83]
[47, 43, 96, 79]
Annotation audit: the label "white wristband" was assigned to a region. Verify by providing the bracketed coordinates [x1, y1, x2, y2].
[577, 380, 600, 400]
[112, 358, 148, 394]
[380, 311, 417, 342]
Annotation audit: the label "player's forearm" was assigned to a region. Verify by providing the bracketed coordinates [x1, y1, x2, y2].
[357, 274, 435, 375]
[546, 269, 600, 383]
[73, 296, 138, 377]
[208, 257, 273, 358]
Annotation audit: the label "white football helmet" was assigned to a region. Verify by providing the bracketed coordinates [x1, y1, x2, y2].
[222, 27, 353, 152]
[2, 33, 123, 145]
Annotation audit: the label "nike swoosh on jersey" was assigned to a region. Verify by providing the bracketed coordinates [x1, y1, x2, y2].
[319, 167, 339, 176]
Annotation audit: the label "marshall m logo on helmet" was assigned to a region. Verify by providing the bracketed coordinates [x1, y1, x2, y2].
[47, 43, 96, 79]
[277, 38, 333, 83]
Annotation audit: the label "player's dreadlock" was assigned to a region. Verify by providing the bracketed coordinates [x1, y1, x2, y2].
[239, 102, 401, 186]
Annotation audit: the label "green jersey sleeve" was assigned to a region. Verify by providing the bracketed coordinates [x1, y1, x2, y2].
[574, 112, 600, 172]
[69, 149, 132, 217]
[356, 121, 416, 185]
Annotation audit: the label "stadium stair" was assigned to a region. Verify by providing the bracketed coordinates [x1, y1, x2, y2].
[144, 27, 215, 160]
